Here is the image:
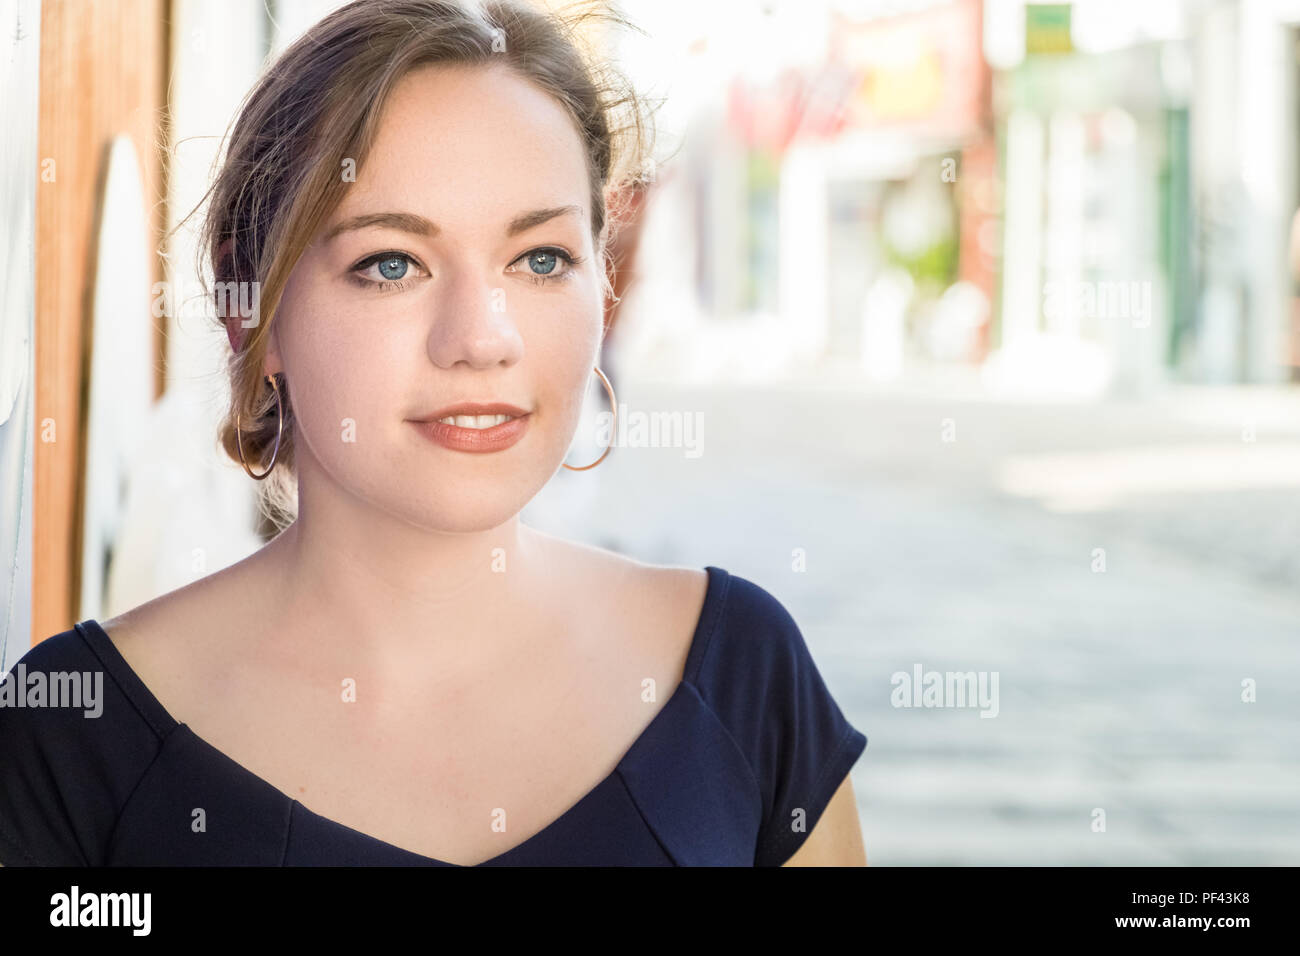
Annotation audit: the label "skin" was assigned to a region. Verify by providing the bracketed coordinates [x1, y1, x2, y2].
[85, 62, 867, 867]
[784, 776, 868, 866]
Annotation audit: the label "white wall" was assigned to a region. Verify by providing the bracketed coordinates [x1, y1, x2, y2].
[0, 0, 39, 671]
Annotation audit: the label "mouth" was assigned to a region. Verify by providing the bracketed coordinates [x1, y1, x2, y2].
[431, 412, 517, 429]
[408, 402, 531, 453]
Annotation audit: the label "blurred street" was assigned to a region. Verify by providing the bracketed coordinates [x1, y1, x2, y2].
[526, 372, 1300, 865]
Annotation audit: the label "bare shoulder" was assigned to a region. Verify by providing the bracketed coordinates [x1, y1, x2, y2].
[543, 532, 708, 611]
[99, 580, 201, 648]
[93, 587, 220, 727]
[96, 547, 272, 704]
[525, 528, 710, 658]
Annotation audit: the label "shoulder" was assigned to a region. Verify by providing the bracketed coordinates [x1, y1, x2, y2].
[0, 623, 169, 866]
[668, 567, 868, 867]
[524, 527, 710, 666]
[95, 540, 279, 718]
[536, 529, 708, 603]
[98, 551, 245, 654]
[0, 554, 268, 868]
[542, 544, 806, 689]
[686, 567, 816, 692]
[96, 592, 197, 705]
[2, 622, 95, 675]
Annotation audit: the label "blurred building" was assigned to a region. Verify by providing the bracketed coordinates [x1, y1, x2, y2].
[988, 0, 1300, 395]
[624, 0, 1300, 395]
[629, 0, 995, 383]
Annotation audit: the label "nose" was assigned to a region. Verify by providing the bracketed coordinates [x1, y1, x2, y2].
[425, 264, 525, 370]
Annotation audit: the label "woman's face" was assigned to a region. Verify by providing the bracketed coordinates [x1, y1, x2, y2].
[267, 63, 604, 533]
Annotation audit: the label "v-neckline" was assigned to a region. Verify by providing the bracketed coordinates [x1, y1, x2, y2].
[76, 565, 730, 867]
[290, 679, 693, 866]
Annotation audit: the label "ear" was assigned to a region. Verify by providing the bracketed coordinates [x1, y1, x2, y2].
[263, 324, 283, 378]
[225, 318, 246, 354]
[217, 240, 278, 375]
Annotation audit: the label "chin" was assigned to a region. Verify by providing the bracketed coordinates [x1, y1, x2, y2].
[310, 436, 557, 534]
[421, 505, 522, 535]
[371, 481, 540, 535]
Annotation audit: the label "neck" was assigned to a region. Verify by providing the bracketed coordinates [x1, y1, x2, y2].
[258, 461, 549, 684]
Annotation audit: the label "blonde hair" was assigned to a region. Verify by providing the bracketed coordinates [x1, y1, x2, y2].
[191, 0, 657, 530]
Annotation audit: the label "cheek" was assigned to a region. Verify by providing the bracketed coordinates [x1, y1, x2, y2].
[529, 300, 604, 425]
[277, 300, 404, 463]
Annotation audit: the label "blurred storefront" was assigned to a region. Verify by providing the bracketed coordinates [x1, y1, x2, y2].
[993, 10, 1188, 396]
[723, 0, 996, 379]
[987, 0, 1300, 394]
[1196, 0, 1300, 385]
[653, 0, 1300, 393]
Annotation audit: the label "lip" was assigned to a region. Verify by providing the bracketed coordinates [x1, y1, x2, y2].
[408, 403, 531, 454]
[416, 401, 530, 422]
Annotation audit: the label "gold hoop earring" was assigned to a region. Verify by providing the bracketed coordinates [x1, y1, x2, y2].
[563, 365, 617, 471]
[235, 374, 284, 480]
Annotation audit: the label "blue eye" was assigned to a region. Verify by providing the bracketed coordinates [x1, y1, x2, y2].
[376, 256, 408, 280]
[350, 251, 425, 292]
[349, 246, 582, 292]
[527, 251, 557, 275]
[512, 246, 583, 285]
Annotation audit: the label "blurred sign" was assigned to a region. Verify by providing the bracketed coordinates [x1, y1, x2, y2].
[830, 0, 986, 137]
[728, 64, 857, 151]
[1026, 4, 1073, 55]
[863, 40, 943, 119]
[726, 0, 988, 149]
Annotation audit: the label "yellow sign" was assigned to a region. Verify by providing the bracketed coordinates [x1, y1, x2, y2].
[1026, 3, 1073, 55]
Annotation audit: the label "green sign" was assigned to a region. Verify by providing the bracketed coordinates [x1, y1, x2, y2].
[1026, 3, 1073, 55]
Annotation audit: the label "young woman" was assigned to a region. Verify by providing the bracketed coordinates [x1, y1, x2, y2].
[0, 0, 867, 867]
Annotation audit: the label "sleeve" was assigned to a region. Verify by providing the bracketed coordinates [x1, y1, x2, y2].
[0, 628, 161, 866]
[697, 572, 868, 867]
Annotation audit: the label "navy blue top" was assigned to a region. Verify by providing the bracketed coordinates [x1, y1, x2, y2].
[0, 566, 867, 866]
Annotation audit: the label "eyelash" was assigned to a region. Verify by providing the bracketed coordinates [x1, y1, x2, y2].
[347, 247, 584, 293]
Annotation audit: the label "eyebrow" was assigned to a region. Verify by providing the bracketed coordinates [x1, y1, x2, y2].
[323, 205, 583, 243]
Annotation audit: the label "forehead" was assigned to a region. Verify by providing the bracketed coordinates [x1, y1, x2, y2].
[343, 62, 591, 228]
